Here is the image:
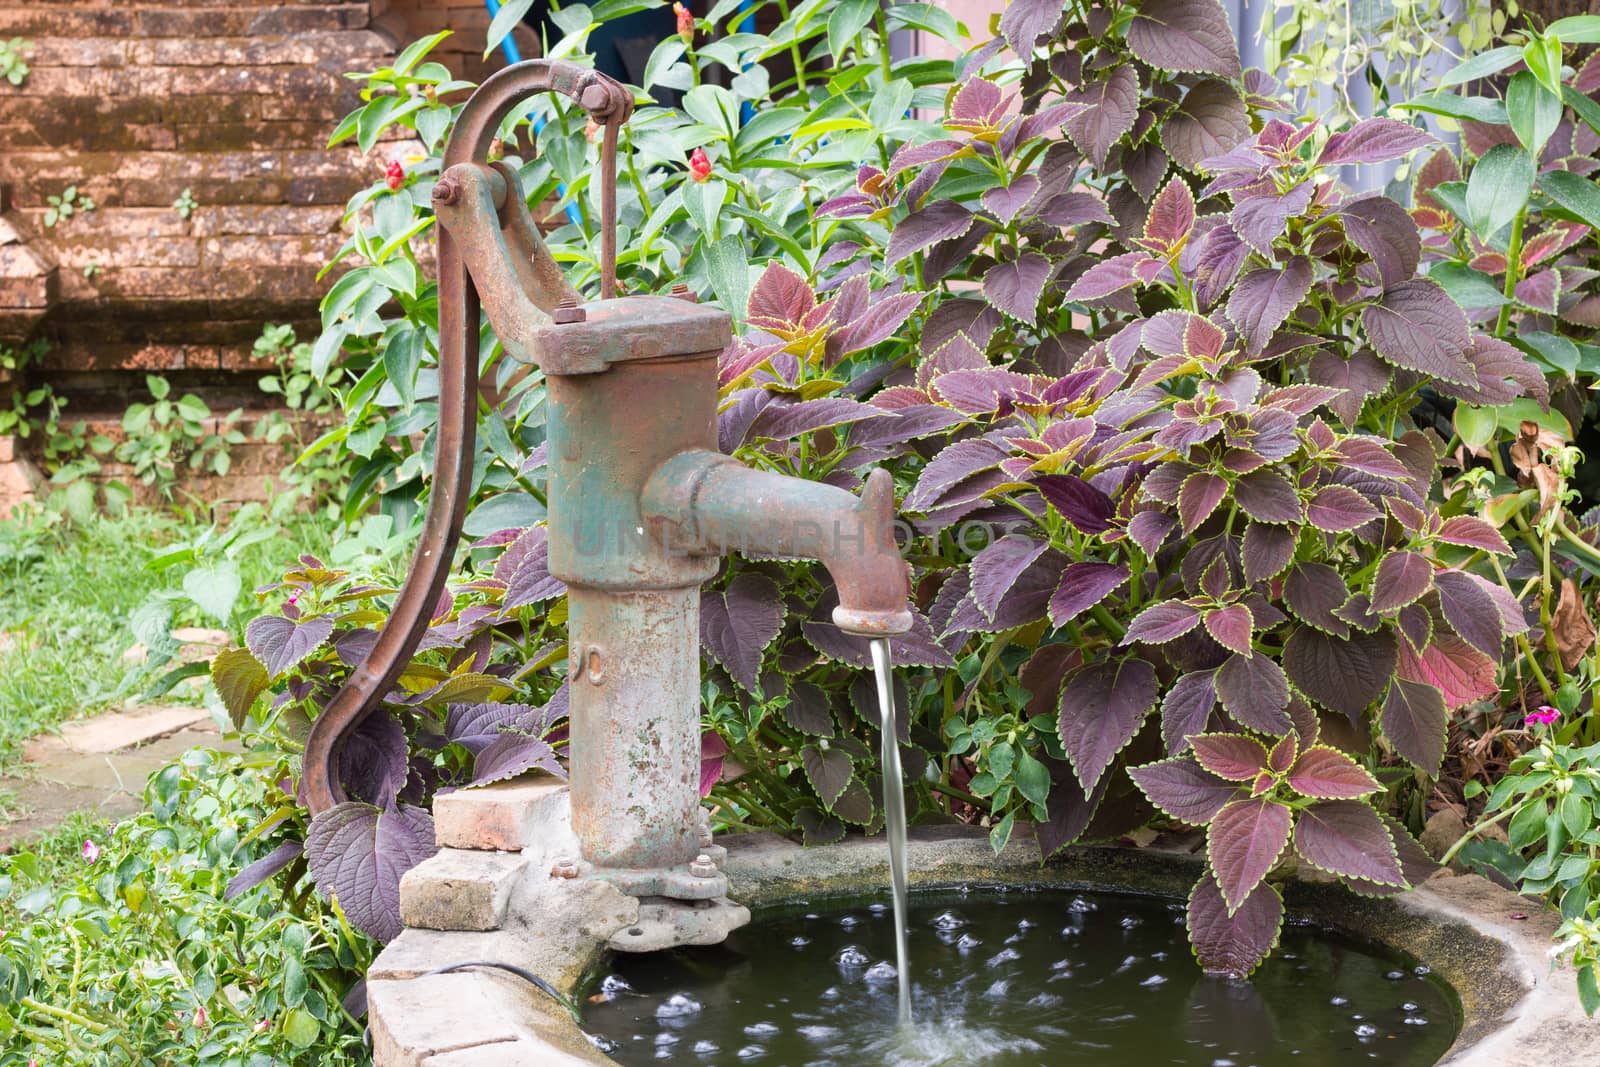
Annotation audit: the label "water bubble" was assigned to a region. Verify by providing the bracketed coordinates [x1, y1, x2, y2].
[985, 978, 1010, 999]
[1404, 1017, 1428, 1027]
[587, 1033, 619, 1053]
[1140, 974, 1169, 987]
[836, 945, 870, 968]
[1027, 992, 1064, 1008]
[805, 912, 819, 920]
[1401, 1001, 1419, 1012]
[864, 961, 899, 985]
[790, 936, 810, 948]
[820, 986, 841, 1001]
[744, 1022, 780, 1038]
[799, 1025, 842, 1042]
[1384, 970, 1406, 981]
[655, 1034, 680, 1048]
[1069, 896, 1097, 913]
[1120, 915, 1142, 930]
[933, 911, 967, 931]
[838, 915, 860, 929]
[987, 947, 1022, 967]
[692, 1039, 720, 1055]
[1414, 965, 1432, 976]
[956, 933, 983, 952]
[600, 974, 633, 996]
[1330, 996, 1350, 1007]
[1354, 1024, 1378, 1039]
[736, 1046, 767, 1060]
[1051, 960, 1072, 971]
[868, 903, 888, 914]
[1114, 954, 1139, 973]
[1018, 918, 1037, 930]
[655, 994, 702, 1020]
[1151, 951, 1168, 961]
[1213, 1060, 1238, 1066]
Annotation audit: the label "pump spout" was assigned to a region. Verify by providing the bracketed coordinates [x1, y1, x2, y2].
[642, 451, 914, 637]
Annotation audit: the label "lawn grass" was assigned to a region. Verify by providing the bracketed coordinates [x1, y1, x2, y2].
[0, 505, 331, 765]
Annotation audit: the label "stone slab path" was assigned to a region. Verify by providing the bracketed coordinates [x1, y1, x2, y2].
[0, 704, 226, 851]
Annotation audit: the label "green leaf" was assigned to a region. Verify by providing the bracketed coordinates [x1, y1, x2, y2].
[484, 0, 535, 59]
[827, 0, 878, 59]
[282, 1007, 320, 1049]
[382, 328, 424, 408]
[1516, 331, 1580, 377]
[642, 37, 686, 93]
[702, 234, 751, 324]
[1396, 93, 1509, 125]
[394, 30, 451, 75]
[1540, 169, 1600, 231]
[1431, 263, 1510, 310]
[1014, 750, 1050, 807]
[1453, 404, 1497, 452]
[1507, 72, 1561, 156]
[1548, 15, 1600, 43]
[183, 561, 242, 622]
[1438, 45, 1524, 86]
[1580, 963, 1600, 1017]
[988, 809, 1016, 854]
[1522, 36, 1564, 97]
[1463, 144, 1533, 240]
[461, 492, 546, 538]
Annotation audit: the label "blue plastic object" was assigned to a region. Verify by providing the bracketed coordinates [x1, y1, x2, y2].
[484, 0, 585, 225]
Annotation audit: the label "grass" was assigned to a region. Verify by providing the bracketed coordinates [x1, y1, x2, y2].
[0, 505, 331, 765]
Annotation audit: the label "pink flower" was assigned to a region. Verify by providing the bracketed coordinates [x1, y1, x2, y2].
[1526, 705, 1561, 727]
[675, 2, 694, 44]
[193, 1005, 208, 1029]
[81, 839, 100, 864]
[255, 1018, 272, 1033]
[689, 147, 712, 183]
[385, 160, 404, 191]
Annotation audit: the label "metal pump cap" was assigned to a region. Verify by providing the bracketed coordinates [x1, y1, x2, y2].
[524, 294, 733, 374]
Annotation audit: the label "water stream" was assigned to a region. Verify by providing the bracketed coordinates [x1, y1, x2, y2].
[869, 637, 913, 1026]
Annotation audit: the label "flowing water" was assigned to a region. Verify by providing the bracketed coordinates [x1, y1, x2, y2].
[581, 888, 1460, 1066]
[869, 636, 913, 1026]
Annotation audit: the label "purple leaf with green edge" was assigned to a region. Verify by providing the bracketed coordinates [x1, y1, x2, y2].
[1262, 383, 1347, 417]
[1334, 592, 1382, 634]
[1229, 182, 1313, 255]
[1049, 562, 1129, 626]
[929, 367, 1038, 415]
[950, 77, 1006, 126]
[1318, 117, 1436, 166]
[1370, 550, 1433, 615]
[1034, 474, 1116, 533]
[1435, 516, 1512, 556]
[1035, 191, 1116, 227]
[1063, 65, 1140, 169]
[1187, 869, 1284, 977]
[1035, 756, 1114, 857]
[245, 614, 334, 679]
[971, 548, 1071, 631]
[802, 592, 956, 669]
[305, 801, 437, 943]
[339, 709, 409, 806]
[1124, 600, 1203, 644]
[1127, 0, 1241, 76]
[1057, 657, 1159, 790]
[1179, 470, 1228, 533]
[1340, 196, 1422, 288]
[969, 534, 1051, 618]
[1344, 816, 1440, 897]
[1434, 569, 1503, 657]
[906, 438, 1008, 511]
[1283, 625, 1398, 719]
[997, 0, 1069, 52]
[1189, 222, 1251, 307]
[500, 526, 565, 608]
[1125, 141, 1171, 202]
[801, 742, 853, 807]
[1241, 522, 1297, 584]
[982, 176, 1042, 225]
[1361, 279, 1476, 385]
[1396, 603, 1433, 653]
[983, 254, 1053, 325]
[1161, 670, 1218, 754]
[888, 138, 970, 179]
[1381, 677, 1448, 777]
[816, 192, 876, 219]
[700, 573, 786, 693]
[1064, 251, 1149, 302]
[1287, 746, 1381, 799]
[1432, 334, 1549, 410]
[1305, 485, 1382, 532]
[1129, 756, 1240, 823]
[225, 839, 304, 900]
[1233, 468, 1302, 524]
[746, 262, 815, 333]
[923, 297, 1000, 356]
[1287, 694, 1319, 748]
[748, 397, 885, 441]
[1514, 270, 1561, 313]
[446, 701, 560, 755]
[848, 404, 964, 448]
[1214, 652, 1292, 735]
[1227, 259, 1313, 355]
[1334, 437, 1411, 481]
[1208, 797, 1293, 912]
[1396, 630, 1498, 711]
[886, 200, 975, 266]
[1161, 79, 1251, 171]
[473, 733, 563, 785]
[701, 732, 728, 797]
[212, 647, 269, 729]
[1203, 604, 1254, 656]
[1189, 733, 1271, 781]
[1284, 564, 1351, 635]
[1143, 178, 1196, 250]
[1294, 800, 1405, 886]
[1309, 349, 1391, 425]
[832, 292, 924, 359]
[1129, 509, 1179, 556]
[1267, 733, 1297, 773]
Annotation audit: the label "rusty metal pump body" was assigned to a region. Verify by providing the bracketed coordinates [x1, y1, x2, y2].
[304, 61, 912, 934]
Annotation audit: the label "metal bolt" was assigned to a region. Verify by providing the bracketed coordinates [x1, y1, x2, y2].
[551, 856, 580, 879]
[552, 296, 586, 324]
[689, 853, 718, 878]
[670, 283, 698, 304]
[698, 825, 714, 849]
[431, 179, 460, 206]
[581, 83, 612, 114]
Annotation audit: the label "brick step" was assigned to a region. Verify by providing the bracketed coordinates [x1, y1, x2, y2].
[19, 30, 389, 68]
[0, 5, 370, 38]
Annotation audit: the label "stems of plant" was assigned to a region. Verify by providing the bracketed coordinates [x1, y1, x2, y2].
[1495, 208, 1528, 337]
[1437, 803, 1518, 867]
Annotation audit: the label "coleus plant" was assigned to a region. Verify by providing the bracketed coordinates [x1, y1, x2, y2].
[775, 0, 1548, 976]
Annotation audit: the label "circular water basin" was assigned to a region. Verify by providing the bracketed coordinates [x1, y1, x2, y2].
[581, 886, 1460, 1066]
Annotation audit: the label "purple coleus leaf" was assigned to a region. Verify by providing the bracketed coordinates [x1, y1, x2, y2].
[499, 526, 566, 608]
[473, 733, 563, 786]
[1381, 678, 1448, 777]
[748, 397, 885, 441]
[1161, 670, 1218, 754]
[1361, 279, 1476, 385]
[906, 438, 1008, 511]
[969, 535, 1051, 618]
[1371, 550, 1434, 614]
[746, 262, 816, 333]
[1161, 80, 1251, 171]
[1127, 0, 1242, 77]
[1064, 251, 1151, 302]
[1034, 474, 1116, 533]
[701, 573, 786, 693]
[998, 0, 1069, 53]
[982, 176, 1042, 224]
[887, 139, 970, 180]
[1208, 797, 1292, 912]
[1179, 471, 1228, 533]
[339, 710, 409, 807]
[1035, 756, 1114, 858]
[1241, 522, 1297, 584]
[1203, 604, 1254, 656]
[1286, 746, 1380, 799]
[446, 695, 565, 755]
[1293, 800, 1406, 886]
[1129, 756, 1240, 823]
[1063, 65, 1140, 170]
[983, 254, 1053, 324]
[701, 732, 728, 797]
[1305, 485, 1382, 532]
[1341, 196, 1422, 288]
[886, 199, 977, 266]
[1049, 562, 1129, 626]
[225, 839, 304, 900]
[1057, 657, 1158, 791]
[1317, 117, 1436, 167]
[1230, 182, 1312, 255]
[305, 801, 438, 943]
[1433, 569, 1504, 658]
[1124, 600, 1203, 644]
[1284, 563, 1352, 636]
[1214, 652, 1292, 734]
[1233, 469, 1301, 525]
[1188, 869, 1284, 978]
[245, 614, 334, 678]
[1189, 733, 1270, 781]
[1227, 259, 1313, 355]
[1436, 515, 1513, 555]
[1283, 625, 1398, 719]
[832, 291, 924, 361]
[1141, 177, 1196, 253]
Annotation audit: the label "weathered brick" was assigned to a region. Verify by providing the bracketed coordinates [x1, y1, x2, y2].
[433, 776, 572, 852]
[398, 850, 527, 932]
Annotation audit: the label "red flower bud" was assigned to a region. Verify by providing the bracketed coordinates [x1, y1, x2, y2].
[689, 147, 712, 183]
[675, 2, 694, 44]
[385, 160, 404, 191]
